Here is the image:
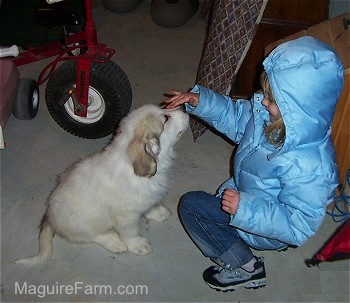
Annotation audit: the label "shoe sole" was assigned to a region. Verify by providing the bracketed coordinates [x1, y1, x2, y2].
[205, 278, 267, 292]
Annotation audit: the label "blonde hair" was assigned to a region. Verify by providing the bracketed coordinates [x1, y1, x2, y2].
[260, 71, 286, 146]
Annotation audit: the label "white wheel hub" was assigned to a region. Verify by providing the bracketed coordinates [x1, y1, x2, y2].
[32, 89, 39, 110]
[64, 86, 105, 124]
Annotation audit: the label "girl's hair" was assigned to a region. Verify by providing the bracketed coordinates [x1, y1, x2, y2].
[260, 71, 286, 146]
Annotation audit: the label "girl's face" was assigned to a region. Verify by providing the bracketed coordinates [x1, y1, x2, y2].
[262, 96, 280, 122]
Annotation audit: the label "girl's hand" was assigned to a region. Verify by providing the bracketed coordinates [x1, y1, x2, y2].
[164, 90, 199, 109]
[221, 188, 240, 215]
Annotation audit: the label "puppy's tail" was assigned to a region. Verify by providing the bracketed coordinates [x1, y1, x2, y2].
[15, 219, 54, 266]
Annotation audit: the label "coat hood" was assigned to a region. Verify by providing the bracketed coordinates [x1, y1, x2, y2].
[263, 36, 344, 155]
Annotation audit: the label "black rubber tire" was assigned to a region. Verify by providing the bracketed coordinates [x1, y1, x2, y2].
[45, 59, 132, 139]
[12, 78, 39, 120]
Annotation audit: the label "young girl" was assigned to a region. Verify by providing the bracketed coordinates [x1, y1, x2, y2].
[164, 36, 344, 292]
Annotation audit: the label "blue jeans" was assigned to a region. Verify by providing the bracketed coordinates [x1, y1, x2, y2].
[178, 191, 254, 269]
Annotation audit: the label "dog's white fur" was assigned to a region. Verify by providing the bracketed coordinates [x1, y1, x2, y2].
[15, 104, 189, 266]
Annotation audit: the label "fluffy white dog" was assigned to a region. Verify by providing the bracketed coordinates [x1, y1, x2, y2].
[15, 104, 189, 266]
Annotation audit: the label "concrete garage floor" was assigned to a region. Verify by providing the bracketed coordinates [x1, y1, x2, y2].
[1, 1, 349, 302]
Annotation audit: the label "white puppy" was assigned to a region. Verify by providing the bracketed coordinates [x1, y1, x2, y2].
[15, 104, 189, 266]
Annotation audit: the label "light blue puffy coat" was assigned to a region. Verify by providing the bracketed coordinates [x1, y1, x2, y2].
[185, 37, 344, 250]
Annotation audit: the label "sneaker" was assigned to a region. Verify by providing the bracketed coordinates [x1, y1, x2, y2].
[202, 256, 266, 292]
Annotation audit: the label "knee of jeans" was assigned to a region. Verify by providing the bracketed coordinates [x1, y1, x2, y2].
[178, 191, 204, 220]
[178, 192, 194, 215]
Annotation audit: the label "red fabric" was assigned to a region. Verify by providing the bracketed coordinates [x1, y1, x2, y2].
[314, 219, 350, 262]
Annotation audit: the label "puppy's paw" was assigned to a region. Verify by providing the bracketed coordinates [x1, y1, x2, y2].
[144, 205, 171, 222]
[93, 233, 127, 254]
[125, 236, 152, 256]
[111, 240, 128, 254]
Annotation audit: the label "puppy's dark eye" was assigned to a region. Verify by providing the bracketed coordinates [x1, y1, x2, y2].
[164, 114, 171, 123]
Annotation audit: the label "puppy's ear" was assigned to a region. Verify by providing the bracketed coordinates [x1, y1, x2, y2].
[127, 114, 163, 177]
[145, 137, 161, 160]
[133, 137, 160, 177]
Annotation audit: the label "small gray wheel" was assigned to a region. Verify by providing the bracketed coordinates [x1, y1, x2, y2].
[12, 78, 39, 120]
